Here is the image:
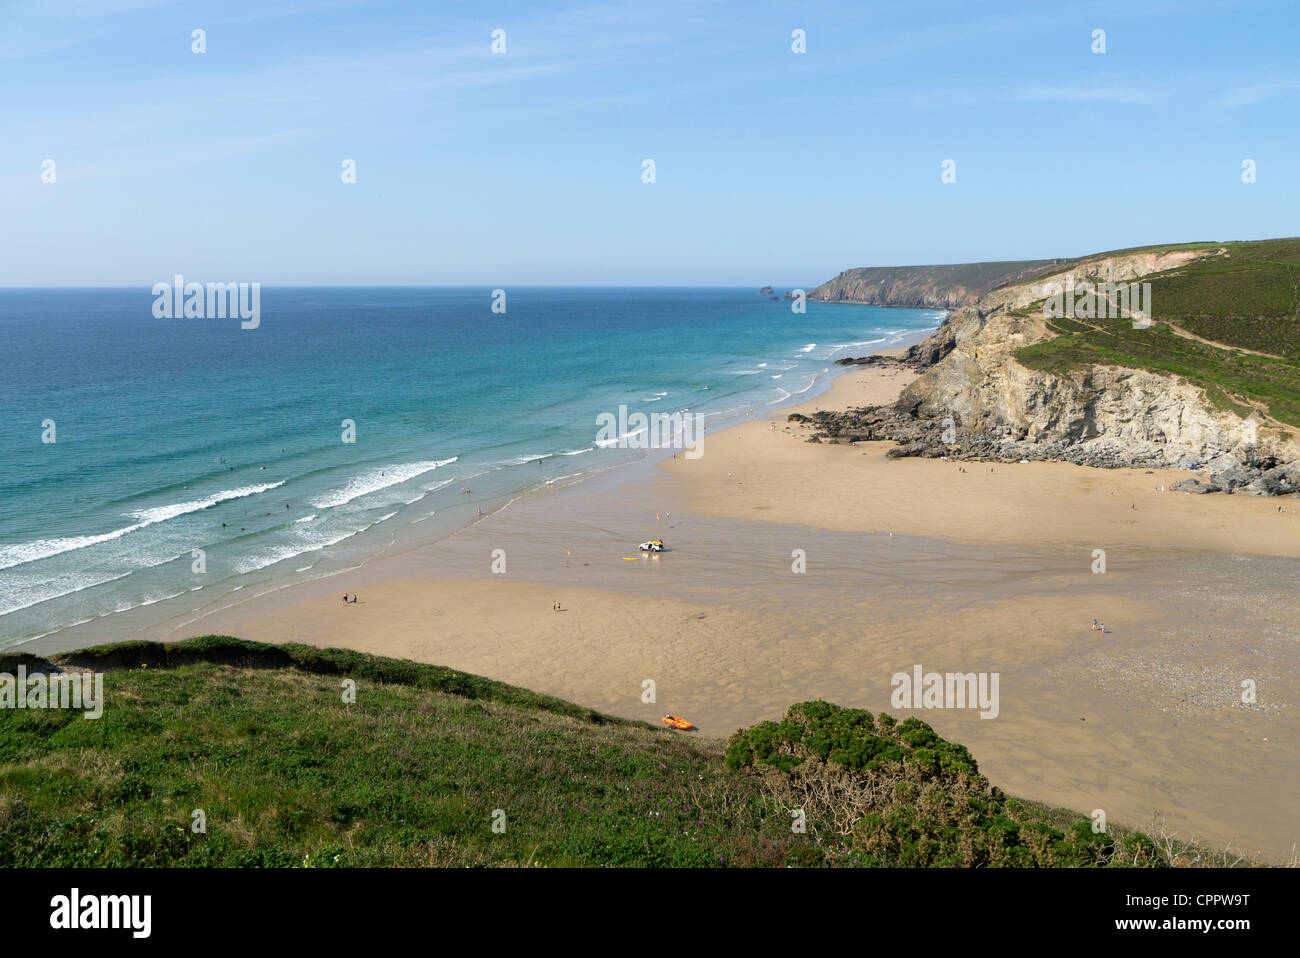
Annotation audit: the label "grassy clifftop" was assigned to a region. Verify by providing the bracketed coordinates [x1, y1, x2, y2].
[1013, 238, 1300, 428]
[0, 637, 1214, 867]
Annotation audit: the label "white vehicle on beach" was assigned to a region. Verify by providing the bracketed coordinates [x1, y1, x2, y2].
[638, 539, 665, 552]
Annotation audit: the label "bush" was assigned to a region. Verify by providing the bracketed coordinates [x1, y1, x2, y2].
[727, 701, 1167, 867]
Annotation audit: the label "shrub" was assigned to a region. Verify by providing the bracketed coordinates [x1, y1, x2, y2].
[727, 701, 1167, 867]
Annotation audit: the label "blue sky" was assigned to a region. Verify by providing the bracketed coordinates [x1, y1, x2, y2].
[2, 0, 1298, 285]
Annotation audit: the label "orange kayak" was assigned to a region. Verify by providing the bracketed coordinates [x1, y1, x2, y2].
[662, 714, 694, 730]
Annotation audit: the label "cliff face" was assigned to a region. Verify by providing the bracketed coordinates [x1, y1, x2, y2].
[808, 248, 1300, 495]
[807, 259, 1064, 309]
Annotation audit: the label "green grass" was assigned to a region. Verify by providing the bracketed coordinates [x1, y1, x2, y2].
[1013, 238, 1300, 428]
[0, 637, 1219, 867]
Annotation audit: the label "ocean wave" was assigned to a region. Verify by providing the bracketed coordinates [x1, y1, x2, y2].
[560, 447, 594, 456]
[0, 570, 133, 618]
[128, 482, 285, 526]
[826, 337, 886, 357]
[797, 343, 816, 353]
[594, 426, 648, 448]
[135, 589, 188, 610]
[309, 458, 456, 509]
[0, 481, 284, 572]
[232, 528, 362, 574]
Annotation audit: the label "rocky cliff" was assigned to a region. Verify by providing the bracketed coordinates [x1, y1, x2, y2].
[801, 248, 1300, 496]
[807, 259, 1065, 309]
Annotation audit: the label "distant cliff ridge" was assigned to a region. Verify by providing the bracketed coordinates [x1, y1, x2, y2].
[807, 259, 1066, 309]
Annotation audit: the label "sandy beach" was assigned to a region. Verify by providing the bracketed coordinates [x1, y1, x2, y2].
[31, 355, 1300, 862]
[661, 358, 1300, 559]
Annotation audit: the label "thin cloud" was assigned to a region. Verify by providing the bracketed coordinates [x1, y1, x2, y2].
[1212, 79, 1300, 109]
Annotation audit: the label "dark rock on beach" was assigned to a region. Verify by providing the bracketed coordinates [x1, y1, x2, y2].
[1171, 479, 1220, 494]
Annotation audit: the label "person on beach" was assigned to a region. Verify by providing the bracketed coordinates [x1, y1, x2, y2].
[1091, 618, 1099, 631]
[342, 594, 348, 604]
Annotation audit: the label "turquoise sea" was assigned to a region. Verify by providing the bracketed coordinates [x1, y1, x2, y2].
[0, 287, 942, 648]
